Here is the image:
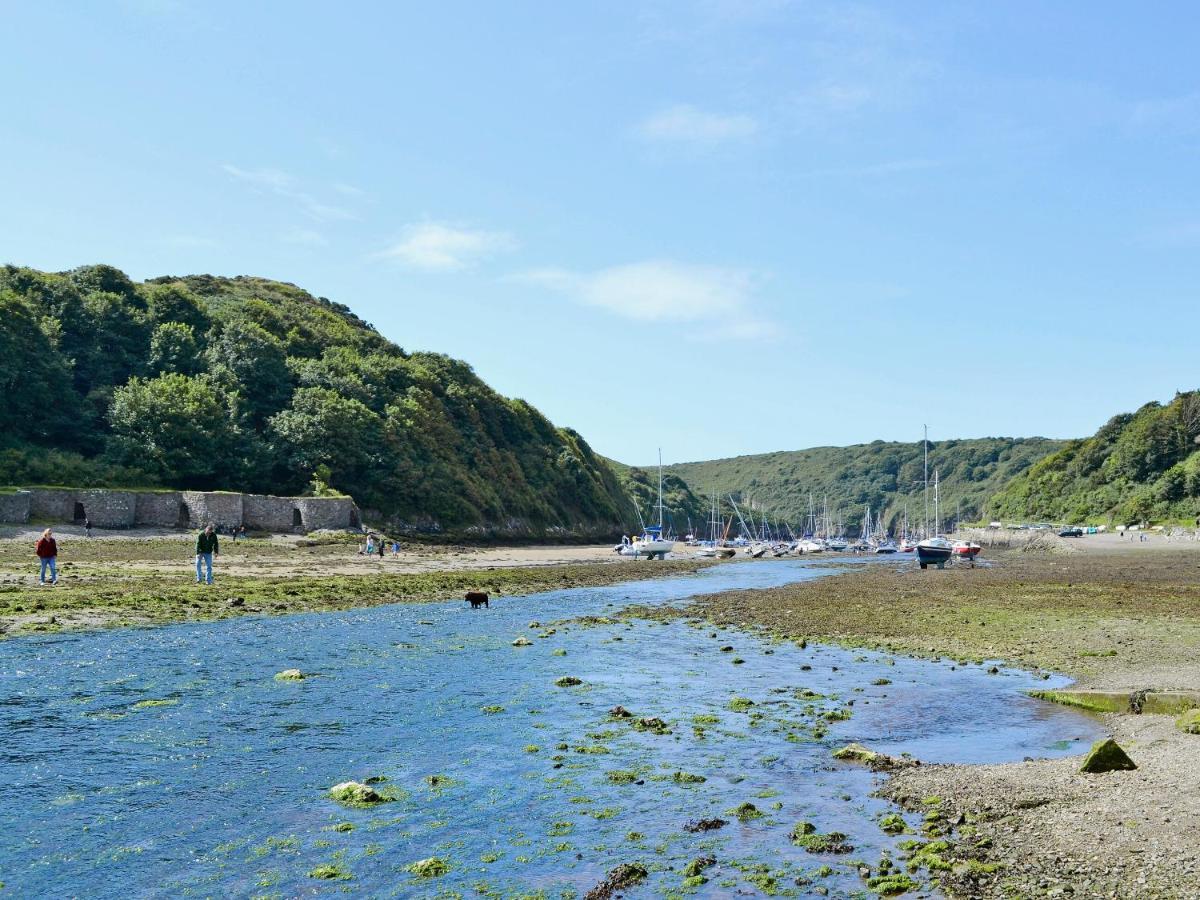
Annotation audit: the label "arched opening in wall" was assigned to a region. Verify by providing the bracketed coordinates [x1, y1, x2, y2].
[293, 508, 303, 529]
[178, 503, 191, 528]
[349, 508, 361, 528]
[73, 502, 86, 523]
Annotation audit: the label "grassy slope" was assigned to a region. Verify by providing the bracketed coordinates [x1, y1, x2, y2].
[990, 390, 1200, 525]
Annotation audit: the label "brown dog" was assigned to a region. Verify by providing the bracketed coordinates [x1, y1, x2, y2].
[465, 591, 489, 609]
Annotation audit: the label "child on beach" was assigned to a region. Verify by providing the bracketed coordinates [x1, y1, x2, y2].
[35, 528, 58, 585]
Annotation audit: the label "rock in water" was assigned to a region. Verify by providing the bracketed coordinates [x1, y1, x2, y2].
[274, 668, 305, 681]
[1177, 708, 1200, 735]
[511, 636, 533, 647]
[832, 742, 879, 763]
[1079, 737, 1137, 773]
[328, 781, 387, 805]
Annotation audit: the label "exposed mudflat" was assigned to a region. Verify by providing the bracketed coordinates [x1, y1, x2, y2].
[670, 547, 1200, 898]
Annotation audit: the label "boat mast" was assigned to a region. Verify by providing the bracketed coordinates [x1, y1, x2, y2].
[656, 448, 664, 532]
[923, 425, 930, 539]
[934, 469, 941, 535]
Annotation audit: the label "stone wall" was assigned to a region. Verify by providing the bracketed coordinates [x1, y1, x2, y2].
[28, 489, 78, 523]
[1, 487, 360, 533]
[181, 492, 246, 530]
[135, 492, 185, 528]
[0, 492, 31, 525]
[243, 494, 297, 531]
[78, 489, 138, 528]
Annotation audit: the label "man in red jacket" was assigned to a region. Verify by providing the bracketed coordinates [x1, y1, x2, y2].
[35, 528, 58, 585]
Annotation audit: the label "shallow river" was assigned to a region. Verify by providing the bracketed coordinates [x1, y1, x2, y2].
[0, 558, 1103, 898]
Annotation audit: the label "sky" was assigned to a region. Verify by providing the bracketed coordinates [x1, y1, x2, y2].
[4, 1, 1199, 465]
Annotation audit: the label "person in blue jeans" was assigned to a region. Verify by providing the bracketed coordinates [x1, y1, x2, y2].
[35, 528, 58, 585]
[195, 524, 219, 584]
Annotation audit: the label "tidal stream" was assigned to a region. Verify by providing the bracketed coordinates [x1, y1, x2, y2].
[0, 558, 1103, 897]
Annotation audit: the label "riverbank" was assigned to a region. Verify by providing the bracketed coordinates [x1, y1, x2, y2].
[0, 533, 714, 636]
[658, 548, 1200, 898]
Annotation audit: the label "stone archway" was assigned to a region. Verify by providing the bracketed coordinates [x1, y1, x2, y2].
[178, 502, 191, 528]
[293, 508, 303, 529]
[73, 501, 86, 523]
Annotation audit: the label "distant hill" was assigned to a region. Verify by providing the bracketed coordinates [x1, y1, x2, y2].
[0, 264, 633, 539]
[665, 437, 1065, 536]
[989, 391, 1200, 525]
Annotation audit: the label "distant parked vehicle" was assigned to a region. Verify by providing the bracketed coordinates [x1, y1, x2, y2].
[1058, 527, 1084, 537]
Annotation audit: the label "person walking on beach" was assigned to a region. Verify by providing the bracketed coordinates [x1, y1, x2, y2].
[377, 538, 385, 559]
[195, 524, 219, 585]
[84, 518, 93, 538]
[35, 528, 58, 585]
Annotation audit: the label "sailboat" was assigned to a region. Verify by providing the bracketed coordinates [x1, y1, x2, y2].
[618, 450, 674, 560]
[916, 429, 953, 569]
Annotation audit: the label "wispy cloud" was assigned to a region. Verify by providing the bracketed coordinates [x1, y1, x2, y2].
[517, 259, 771, 340]
[636, 104, 758, 144]
[221, 164, 356, 222]
[377, 222, 516, 271]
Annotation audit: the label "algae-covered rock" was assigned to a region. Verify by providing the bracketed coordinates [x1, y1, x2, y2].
[728, 696, 755, 712]
[672, 771, 706, 784]
[404, 856, 450, 877]
[633, 716, 670, 734]
[328, 781, 391, 806]
[1079, 737, 1137, 773]
[308, 863, 351, 880]
[867, 873, 920, 895]
[1177, 708, 1200, 734]
[792, 824, 854, 854]
[274, 668, 306, 681]
[511, 636, 533, 647]
[833, 743, 880, 763]
[555, 676, 583, 687]
[584, 861, 648, 899]
[682, 854, 716, 878]
[684, 817, 726, 833]
[728, 801, 763, 821]
[609, 705, 634, 718]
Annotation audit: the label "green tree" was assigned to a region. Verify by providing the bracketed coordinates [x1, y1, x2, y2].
[269, 387, 383, 493]
[206, 319, 292, 426]
[148, 322, 200, 375]
[106, 374, 237, 485]
[145, 283, 211, 336]
[0, 290, 79, 444]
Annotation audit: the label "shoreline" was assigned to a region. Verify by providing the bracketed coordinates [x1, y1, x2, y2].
[0, 535, 718, 637]
[643, 546, 1200, 897]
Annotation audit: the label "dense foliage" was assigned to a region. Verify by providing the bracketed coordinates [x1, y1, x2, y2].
[989, 392, 1200, 525]
[0, 265, 632, 536]
[669, 438, 1064, 536]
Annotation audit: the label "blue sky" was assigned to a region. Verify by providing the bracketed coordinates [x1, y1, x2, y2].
[4, 1, 1198, 465]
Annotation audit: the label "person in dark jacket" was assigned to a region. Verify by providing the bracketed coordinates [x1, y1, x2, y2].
[195, 524, 219, 584]
[35, 528, 58, 585]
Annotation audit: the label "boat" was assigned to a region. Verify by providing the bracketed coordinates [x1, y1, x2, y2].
[916, 536, 954, 568]
[914, 428, 954, 569]
[874, 540, 898, 554]
[952, 540, 982, 563]
[898, 539, 917, 553]
[619, 450, 674, 560]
